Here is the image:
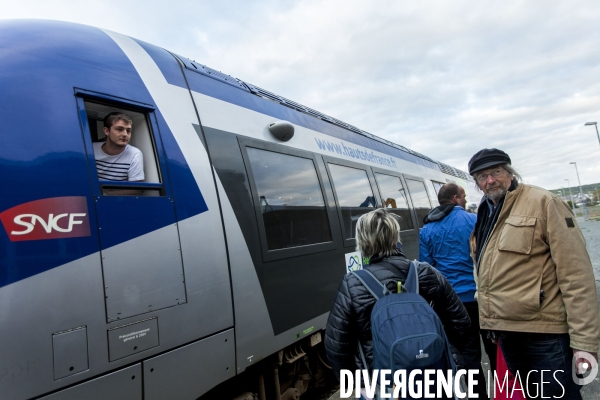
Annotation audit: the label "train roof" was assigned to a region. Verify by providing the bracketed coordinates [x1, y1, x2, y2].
[173, 56, 472, 181]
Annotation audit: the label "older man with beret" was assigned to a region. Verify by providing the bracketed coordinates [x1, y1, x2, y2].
[468, 148, 599, 399]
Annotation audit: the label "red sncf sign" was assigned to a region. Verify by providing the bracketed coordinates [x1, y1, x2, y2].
[0, 197, 91, 242]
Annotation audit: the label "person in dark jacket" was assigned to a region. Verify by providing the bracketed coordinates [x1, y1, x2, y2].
[419, 183, 490, 399]
[324, 208, 471, 380]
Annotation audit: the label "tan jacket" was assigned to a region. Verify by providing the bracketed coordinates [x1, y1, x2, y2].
[470, 184, 600, 353]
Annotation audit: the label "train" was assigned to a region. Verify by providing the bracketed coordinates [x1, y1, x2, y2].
[0, 19, 481, 400]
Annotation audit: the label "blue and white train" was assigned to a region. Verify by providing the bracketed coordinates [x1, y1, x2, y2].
[0, 20, 480, 400]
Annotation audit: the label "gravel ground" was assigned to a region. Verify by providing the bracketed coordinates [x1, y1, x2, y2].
[327, 216, 600, 400]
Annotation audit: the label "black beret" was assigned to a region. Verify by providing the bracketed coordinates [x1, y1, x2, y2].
[468, 148, 511, 175]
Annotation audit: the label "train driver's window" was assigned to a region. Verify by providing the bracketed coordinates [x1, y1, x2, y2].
[405, 179, 432, 229]
[374, 173, 414, 231]
[246, 147, 332, 250]
[84, 101, 162, 196]
[328, 164, 376, 239]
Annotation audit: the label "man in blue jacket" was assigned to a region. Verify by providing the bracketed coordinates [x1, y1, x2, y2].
[420, 183, 490, 399]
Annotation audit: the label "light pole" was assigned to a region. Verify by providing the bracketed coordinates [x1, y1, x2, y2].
[570, 162, 588, 221]
[584, 122, 600, 147]
[565, 179, 576, 215]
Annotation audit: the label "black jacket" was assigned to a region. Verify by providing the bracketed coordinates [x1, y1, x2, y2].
[324, 253, 471, 378]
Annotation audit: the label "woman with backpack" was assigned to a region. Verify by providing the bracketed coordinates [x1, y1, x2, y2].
[324, 208, 472, 398]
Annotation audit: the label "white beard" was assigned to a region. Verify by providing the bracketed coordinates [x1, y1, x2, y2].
[486, 186, 508, 203]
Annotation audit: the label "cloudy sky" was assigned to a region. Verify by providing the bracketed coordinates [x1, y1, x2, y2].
[4, 0, 600, 190]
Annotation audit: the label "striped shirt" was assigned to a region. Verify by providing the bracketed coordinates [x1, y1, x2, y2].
[93, 142, 144, 181]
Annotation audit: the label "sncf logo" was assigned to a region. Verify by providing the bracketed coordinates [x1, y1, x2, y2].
[0, 197, 91, 242]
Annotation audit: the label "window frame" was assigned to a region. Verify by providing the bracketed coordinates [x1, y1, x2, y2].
[323, 156, 382, 248]
[403, 174, 434, 230]
[431, 180, 445, 198]
[371, 167, 418, 234]
[75, 89, 170, 198]
[239, 137, 338, 262]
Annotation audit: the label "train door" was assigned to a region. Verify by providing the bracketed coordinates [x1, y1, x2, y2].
[76, 94, 186, 323]
[371, 168, 420, 260]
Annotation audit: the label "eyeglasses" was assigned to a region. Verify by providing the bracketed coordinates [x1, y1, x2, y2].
[475, 168, 505, 183]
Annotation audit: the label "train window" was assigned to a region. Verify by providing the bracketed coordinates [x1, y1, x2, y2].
[405, 179, 432, 229]
[374, 173, 414, 231]
[246, 147, 332, 251]
[431, 181, 444, 196]
[328, 163, 376, 239]
[84, 101, 162, 196]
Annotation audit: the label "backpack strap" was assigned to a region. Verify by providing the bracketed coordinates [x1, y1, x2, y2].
[351, 269, 388, 300]
[374, 258, 419, 294]
[404, 261, 420, 294]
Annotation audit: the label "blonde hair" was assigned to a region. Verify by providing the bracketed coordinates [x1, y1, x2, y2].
[355, 208, 401, 258]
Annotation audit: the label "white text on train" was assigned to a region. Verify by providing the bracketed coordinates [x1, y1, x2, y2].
[11, 213, 87, 235]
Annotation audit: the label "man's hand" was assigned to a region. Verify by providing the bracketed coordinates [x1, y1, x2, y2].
[573, 349, 598, 374]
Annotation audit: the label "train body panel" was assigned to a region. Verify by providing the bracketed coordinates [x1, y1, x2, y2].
[39, 364, 143, 400]
[0, 20, 479, 399]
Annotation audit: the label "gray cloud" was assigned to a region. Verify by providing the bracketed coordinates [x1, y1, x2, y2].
[4, 0, 600, 190]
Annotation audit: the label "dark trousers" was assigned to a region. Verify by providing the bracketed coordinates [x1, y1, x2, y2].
[499, 332, 582, 400]
[462, 301, 491, 400]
